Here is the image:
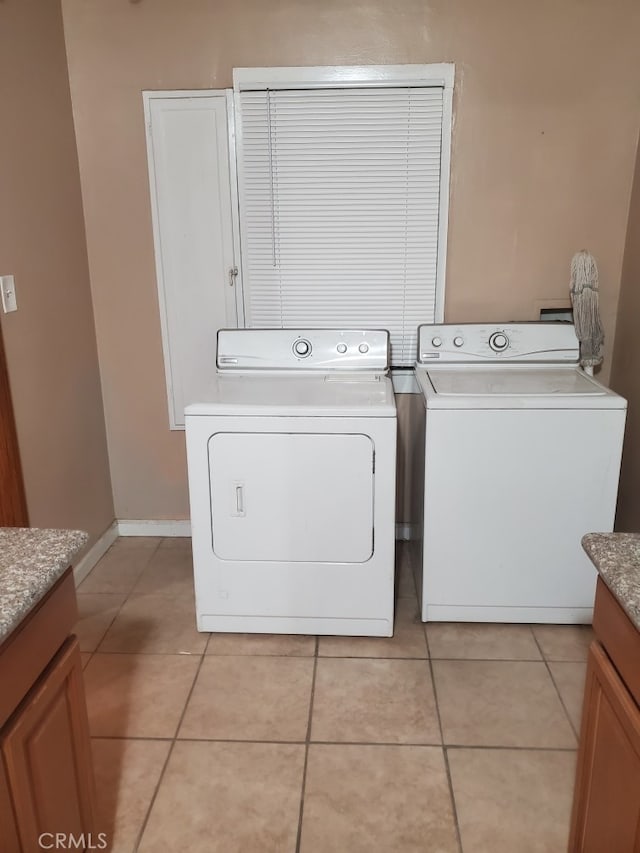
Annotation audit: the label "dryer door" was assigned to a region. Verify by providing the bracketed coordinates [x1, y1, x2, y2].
[208, 432, 374, 563]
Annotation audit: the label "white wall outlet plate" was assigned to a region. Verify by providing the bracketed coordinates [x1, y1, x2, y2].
[0, 275, 17, 313]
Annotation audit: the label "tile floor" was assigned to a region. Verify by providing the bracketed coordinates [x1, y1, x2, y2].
[76, 537, 590, 852]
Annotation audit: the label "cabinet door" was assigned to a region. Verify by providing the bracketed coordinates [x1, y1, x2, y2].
[1, 637, 96, 851]
[0, 759, 19, 853]
[145, 90, 239, 429]
[569, 641, 640, 852]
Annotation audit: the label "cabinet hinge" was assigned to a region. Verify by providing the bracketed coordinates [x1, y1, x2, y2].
[229, 266, 239, 287]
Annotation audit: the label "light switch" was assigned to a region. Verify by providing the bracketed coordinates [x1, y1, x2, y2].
[0, 276, 17, 313]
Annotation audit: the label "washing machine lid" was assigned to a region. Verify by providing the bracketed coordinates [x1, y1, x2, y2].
[185, 373, 397, 417]
[417, 367, 626, 410]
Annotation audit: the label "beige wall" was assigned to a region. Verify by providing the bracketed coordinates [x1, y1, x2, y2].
[610, 137, 640, 531]
[61, 0, 640, 521]
[0, 0, 114, 541]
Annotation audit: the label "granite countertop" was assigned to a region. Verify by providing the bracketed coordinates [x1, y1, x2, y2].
[582, 532, 640, 632]
[0, 527, 88, 645]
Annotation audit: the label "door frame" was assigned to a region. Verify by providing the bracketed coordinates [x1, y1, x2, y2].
[0, 320, 28, 526]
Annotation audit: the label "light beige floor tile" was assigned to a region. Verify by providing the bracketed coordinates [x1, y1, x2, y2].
[207, 632, 315, 656]
[311, 658, 440, 744]
[159, 536, 192, 549]
[138, 741, 304, 853]
[75, 593, 126, 652]
[300, 744, 458, 852]
[433, 660, 576, 747]
[549, 661, 587, 734]
[81, 652, 92, 669]
[111, 537, 163, 550]
[179, 655, 313, 741]
[427, 622, 541, 661]
[532, 624, 593, 661]
[131, 546, 194, 600]
[448, 747, 576, 853]
[84, 653, 199, 738]
[92, 738, 171, 853]
[318, 598, 427, 658]
[98, 594, 206, 654]
[78, 543, 159, 594]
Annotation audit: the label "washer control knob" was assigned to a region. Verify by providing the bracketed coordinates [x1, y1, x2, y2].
[453, 336, 464, 348]
[431, 336, 442, 348]
[336, 343, 347, 354]
[489, 332, 509, 352]
[293, 339, 312, 357]
[358, 343, 369, 354]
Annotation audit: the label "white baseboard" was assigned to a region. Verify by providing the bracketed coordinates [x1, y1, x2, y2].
[117, 519, 192, 537]
[73, 521, 119, 585]
[395, 523, 418, 541]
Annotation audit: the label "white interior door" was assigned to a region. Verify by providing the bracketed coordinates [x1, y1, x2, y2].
[209, 432, 374, 562]
[144, 90, 239, 428]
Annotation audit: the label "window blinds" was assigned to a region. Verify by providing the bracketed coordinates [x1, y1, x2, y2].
[237, 86, 444, 366]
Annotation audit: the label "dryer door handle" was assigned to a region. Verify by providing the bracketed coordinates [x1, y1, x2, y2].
[234, 484, 245, 517]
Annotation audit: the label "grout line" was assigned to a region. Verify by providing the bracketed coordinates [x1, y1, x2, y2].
[89, 733, 580, 750]
[124, 538, 163, 603]
[546, 663, 582, 741]
[91, 734, 175, 742]
[317, 653, 429, 660]
[132, 648, 207, 852]
[443, 743, 578, 753]
[531, 630, 582, 742]
[87, 650, 208, 658]
[203, 631, 213, 655]
[422, 620, 431, 659]
[295, 646, 319, 853]
[427, 655, 464, 853]
[78, 599, 129, 657]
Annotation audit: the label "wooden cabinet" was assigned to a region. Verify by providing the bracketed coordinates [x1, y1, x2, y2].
[569, 579, 640, 852]
[0, 570, 96, 853]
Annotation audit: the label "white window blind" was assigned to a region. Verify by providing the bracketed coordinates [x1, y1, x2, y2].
[237, 85, 445, 365]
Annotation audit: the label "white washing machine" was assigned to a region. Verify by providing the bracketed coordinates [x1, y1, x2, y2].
[413, 322, 627, 624]
[185, 329, 397, 636]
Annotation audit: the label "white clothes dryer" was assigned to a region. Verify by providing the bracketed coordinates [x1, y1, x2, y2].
[413, 322, 627, 624]
[185, 329, 397, 636]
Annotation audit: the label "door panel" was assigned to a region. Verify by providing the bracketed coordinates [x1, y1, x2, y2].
[145, 91, 238, 429]
[1, 638, 96, 851]
[569, 641, 640, 852]
[209, 432, 374, 563]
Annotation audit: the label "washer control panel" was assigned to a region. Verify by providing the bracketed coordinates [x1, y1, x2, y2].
[217, 329, 390, 371]
[417, 323, 579, 364]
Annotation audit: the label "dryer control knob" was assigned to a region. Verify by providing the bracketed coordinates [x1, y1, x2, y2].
[489, 332, 509, 352]
[453, 336, 464, 347]
[431, 336, 442, 348]
[336, 343, 347, 354]
[293, 339, 312, 357]
[358, 343, 369, 353]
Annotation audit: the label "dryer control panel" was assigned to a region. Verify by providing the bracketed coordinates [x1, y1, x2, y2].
[217, 329, 390, 372]
[417, 323, 580, 364]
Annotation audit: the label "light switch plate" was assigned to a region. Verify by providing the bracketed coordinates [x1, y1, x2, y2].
[0, 275, 17, 313]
